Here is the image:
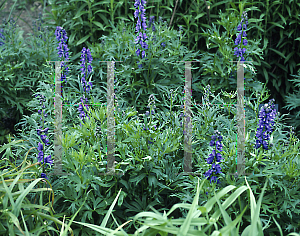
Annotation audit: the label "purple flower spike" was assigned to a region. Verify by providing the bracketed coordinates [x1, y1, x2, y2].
[233, 11, 248, 74]
[77, 47, 93, 125]
[134, 0, 148, 68]
[204, 130, 223, 184]
[254, 99, 277, 155]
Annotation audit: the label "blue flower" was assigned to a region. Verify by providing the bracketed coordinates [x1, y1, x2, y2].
[134, 0, 149, 68]
[254, 99, 277, 154]
[80, 47, 93, 93]
[204, 130, 223, 184]
[233, 11, 248, 62]
[38, 142, 43, 152]
[44, 155, 53, 166]
[55, 26, 70, 100]
[77, 47, 93, 126]
[35, 94, 52, 181]
[41, 173, 49, 180]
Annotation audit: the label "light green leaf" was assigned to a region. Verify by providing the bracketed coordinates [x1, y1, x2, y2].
[92, 21, 105, 31]
[159, 6, 172, 13]
[195, 13, 206, 20]
[76, 35, 91, 46]
[73, 11, 89, 20]
[277, 12, 287, 25]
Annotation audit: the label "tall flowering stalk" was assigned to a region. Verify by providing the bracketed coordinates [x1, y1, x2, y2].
[234, 11, 248, 62]
[134, 0, 149, 69]
[147, 16, 166, 50]
[0, 17, 17, 59]
[0, 28, 5, 48]
[204, 130, 224, 184]
[55, 26, 70, 100]
[35, 94, 53, 180]
[142, 94, 157, 150]
[78, 47, 93, 126]
[254, 98, 278, 154]
[202, 84, 213, 109]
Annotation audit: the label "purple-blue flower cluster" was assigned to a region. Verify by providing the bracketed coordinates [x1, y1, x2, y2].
[79, 47, 93, 93]
[78, 47, 93, 126]
[254, 98, 277, 153]
[234, 11, 248, 62]
[134, 0, 149, 68]
[55, 26, 70, 99]
[204, 130, 224, 184]
[35, 94, 53, 180]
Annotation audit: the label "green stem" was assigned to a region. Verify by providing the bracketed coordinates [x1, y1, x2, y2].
[111, 0, 114, 24]
[88, 0, 94, 44]
[157, 1, 160, 22]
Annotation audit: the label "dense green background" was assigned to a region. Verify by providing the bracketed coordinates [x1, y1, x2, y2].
[0, 0, 300, 144]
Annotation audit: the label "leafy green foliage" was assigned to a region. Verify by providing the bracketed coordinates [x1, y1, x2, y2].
[1, 0, 300, 235]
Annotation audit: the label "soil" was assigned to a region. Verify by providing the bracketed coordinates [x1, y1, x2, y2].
[0, 0, 53, 52]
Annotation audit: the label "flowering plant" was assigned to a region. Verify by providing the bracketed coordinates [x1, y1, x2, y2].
[204, 130, 224, 185]
[35, 93, 53, 180]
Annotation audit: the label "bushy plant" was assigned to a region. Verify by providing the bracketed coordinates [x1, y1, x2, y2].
[0, 9, 60, 145]
[1, 1, 300, 235]
[85, 16, 201, 116]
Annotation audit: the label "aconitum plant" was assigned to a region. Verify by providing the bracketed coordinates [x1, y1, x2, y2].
[78, 47, 93, 126]
[134, 0, 149, 68]
[234, 11, 248, 62]
[204, 130, 224, 184]
[254, 98, 278, 154]
[35, 94, 53, 180]
[0, 17, 17, 57]
[141, 94, 157, 150]
[148, 16, 166, 49]
[55, 26, 70, 99]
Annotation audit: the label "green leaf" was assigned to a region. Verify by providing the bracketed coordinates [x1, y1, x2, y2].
[92, 21, 106, 31]
[269, 22, 285, 29]
[195, 13, 206, 20]
[129, 173, 147, 186]
[159, 6, 172, 13]
[73, 10, 89, 20]
[211, 0, 228, 9]
[148, 174, 157, 188]
[68, 32, 77, 45]
[117, 190, 127, 207]
[76, 35, 91, 46]
[269, 48, 286, 59]
[284, 51, 295, 64]
[230, 2, 238, 11]
[262, 67, 269, 84]
[277, 12, 287, 25]
[178, 178, 205, 235]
